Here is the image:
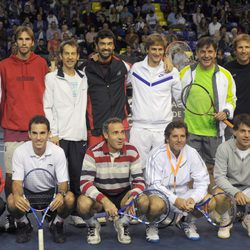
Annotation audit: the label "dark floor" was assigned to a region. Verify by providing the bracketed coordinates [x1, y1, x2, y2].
[0, 216, 250, 250]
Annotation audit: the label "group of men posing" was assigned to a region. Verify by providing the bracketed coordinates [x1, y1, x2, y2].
[0, 24, 249, 245]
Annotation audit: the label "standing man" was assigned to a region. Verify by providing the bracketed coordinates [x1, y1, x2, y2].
[77, 117, 147, 245]
[145, 120, 209, 242]
[180, 36, 236, 186]
[224, 34, 250, 116]
[43, 39, 88, 227]
[224, 34, 250, 140]
[0, 26, 48, 232]
[81, 29, 131, 147]
[7, 115, 75, 244]
[214, 113, 250, 239]
[128, 33, 182, 166]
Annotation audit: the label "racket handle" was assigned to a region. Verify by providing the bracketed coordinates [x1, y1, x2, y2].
[223, 119, 233, 128]
[38, 229, 44, 250]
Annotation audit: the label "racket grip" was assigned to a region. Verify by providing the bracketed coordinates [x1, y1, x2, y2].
[38, 229, 44, 250]
[223, 119, 234, 128]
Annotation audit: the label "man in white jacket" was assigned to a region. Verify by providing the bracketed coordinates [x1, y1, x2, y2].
[128, 33, 182, 167]
[145, 120, 209, 242]
[43, 39, 88, 226]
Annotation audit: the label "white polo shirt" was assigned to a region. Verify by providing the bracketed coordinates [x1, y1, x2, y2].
[12, 141, 69, 192]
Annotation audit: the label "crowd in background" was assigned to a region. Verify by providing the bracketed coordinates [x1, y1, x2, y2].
[0, 0, 249, 66]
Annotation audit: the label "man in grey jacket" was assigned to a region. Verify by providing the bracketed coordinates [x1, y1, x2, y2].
[214, 113, 250, 239]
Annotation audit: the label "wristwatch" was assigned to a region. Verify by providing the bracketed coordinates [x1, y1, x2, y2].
[58, 191, 66, 198]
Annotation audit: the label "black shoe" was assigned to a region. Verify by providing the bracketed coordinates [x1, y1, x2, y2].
[16, 221, 33, 243]
[49, 221, 66, 243]
[4, 214, 17, 233]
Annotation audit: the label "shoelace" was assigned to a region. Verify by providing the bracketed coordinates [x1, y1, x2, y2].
[88, 226, 96, 236]
[123, 225, 130, 236]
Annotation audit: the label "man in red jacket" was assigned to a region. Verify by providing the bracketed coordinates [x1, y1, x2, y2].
[0, 26, 48, 232]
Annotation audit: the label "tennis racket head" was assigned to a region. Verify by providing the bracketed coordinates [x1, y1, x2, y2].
[181, 83, 215, 116]
[120, 189, 170, 225]
[23, 168, 57, 211]
[195, 192, 237, 228]
[166, 41, 194, 71]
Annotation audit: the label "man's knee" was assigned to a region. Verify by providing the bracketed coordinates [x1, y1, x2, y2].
[77, 195, 94, 216]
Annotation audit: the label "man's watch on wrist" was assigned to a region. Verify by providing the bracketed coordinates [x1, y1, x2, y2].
[58, 191, 66, 198]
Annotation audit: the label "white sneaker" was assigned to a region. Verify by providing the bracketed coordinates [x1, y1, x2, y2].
[242, 215, 250, 237]
[87, 221, 101, 244]
[97, 216, 107, 225]
[177, 221, 200, 240]
[129, 218, 140, 225]
[114, 219, 131, 244]
[218, 214, 232, 239]
[146, 225, 160, 243]
[71, 215, 86, 228]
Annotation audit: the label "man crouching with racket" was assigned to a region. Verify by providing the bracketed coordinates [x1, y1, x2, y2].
[145, 120, 210, 242]
[214, 113, 250, 239]
[7, 115, 75, 244]
[77, 117, 148, 245]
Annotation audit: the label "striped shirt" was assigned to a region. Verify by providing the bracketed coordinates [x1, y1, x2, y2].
[80, 141, 145, 202]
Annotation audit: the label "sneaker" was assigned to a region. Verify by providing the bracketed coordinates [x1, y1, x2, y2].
[49, 221, 66, 243]
[16, 221, 33, 243]
[177, 220, 200, 240]
[4, 214, 17, 233]
[242, 215, 250, 237]
[87, 221, 101, 244]
[146, 225, 160, 243]
[97, 216, 107, 225]
[218, 215, 232, 239]
[114, 219, 131, 244]
[129, 218, 140, 225]
[70, 215, 86, 228]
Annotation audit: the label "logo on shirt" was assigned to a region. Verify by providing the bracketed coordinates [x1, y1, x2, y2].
[117, 71, 121, 76]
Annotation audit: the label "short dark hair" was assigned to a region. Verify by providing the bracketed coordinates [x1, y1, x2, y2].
[164, 120, 188, 143]
[196, 36, 217, 52]
[102, 117, 123, 134]
[60, 38, 80, 54]
[233, 113, 250, 130]
[95, 29, 115, 45]
[15, 25, 34, 42]
[28, 115, 50, 132]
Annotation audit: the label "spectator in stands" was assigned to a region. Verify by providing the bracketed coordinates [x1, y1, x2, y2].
[47, 31, 61, 58]
[167, 6, 177, 25]
[33, 13, 47, 33]
[81, 4, 97, 28]
[192, 5, 205, 31]
[146, 10, 158, 31]
[120, 6, 133, 24]
[197, 17, 209, 38]
[61, 24, 72, 40]
[46, 20, 61, 41]
[34, 38, 49, 58]
[109, 5, 120, 24]
[208, 15, 221, 36]
[47, 10, 59, 26]
[141, 0, 155, 17]
[85, 25, 97, 54]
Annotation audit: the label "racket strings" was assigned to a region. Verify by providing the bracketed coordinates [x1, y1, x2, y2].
[182, 84, 215, 115]
[202, 194, 236, 227]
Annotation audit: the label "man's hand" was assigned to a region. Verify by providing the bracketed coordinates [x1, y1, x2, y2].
[124, 196, 135, 216]
[50, 193, 64, 211]
[175, 197, 195, 212]
[102, 197, 118, 218]
[13, 194, 30, 213]
[50, 136, 60, 145]
[214, 111, 228, 121]
[90, 53, 99, 62]
[163, 57, 173, 73]
[234, 192, 249, 206]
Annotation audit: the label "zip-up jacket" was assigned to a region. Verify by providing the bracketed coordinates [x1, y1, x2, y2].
[180, 64, 236, 136]
[43, 68, 88, 141]
[128, 56, 182, 129]
[84, 55, 130, 136]
[145, 143, 209, 204]
[0, 53, 48, 131]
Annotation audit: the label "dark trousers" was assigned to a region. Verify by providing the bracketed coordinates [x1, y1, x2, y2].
[60, 140, 87, 197]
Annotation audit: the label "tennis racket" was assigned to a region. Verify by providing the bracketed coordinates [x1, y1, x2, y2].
[166, 41, 195, 71]
[23, 168, 57, 250]
[181, 83, 234, 128]
[191, 192, 237, 227]
[95, 189, 170, 225]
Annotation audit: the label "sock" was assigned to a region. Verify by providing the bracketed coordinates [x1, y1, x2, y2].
[53, 215, 64, 224]
[85, 216, 98, 227]
[16, 215, 29, 224]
